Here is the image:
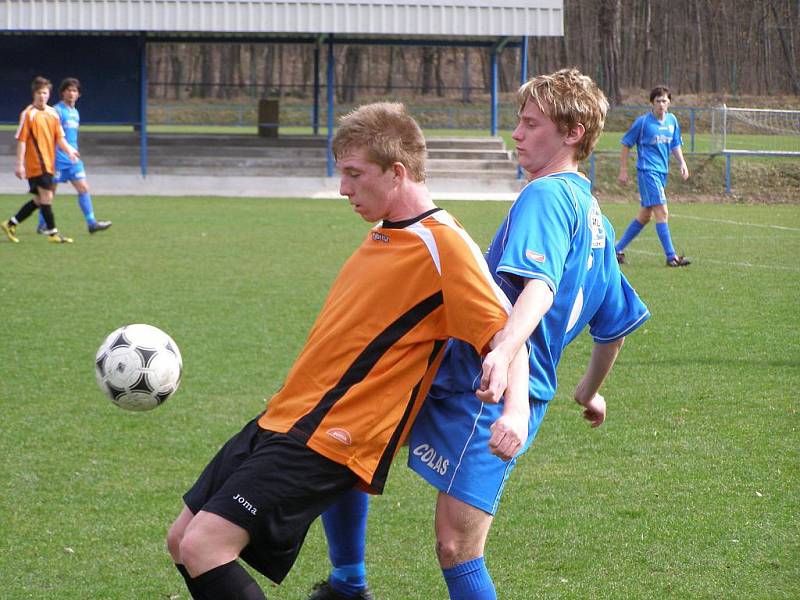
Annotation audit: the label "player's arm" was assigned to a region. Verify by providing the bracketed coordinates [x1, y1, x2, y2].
[477, 277, 553, 403]
[486, 343, 529, 461]
[57, 136, 79, 162]
[15, 140, 25, 179]
[573, 337, 625, 428]
[619, 144, 631, 184]
[671, 145, 689, 180]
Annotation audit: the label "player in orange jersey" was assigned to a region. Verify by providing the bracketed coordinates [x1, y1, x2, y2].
[165, 102, 530, 600]
[1, 76, 79, 244]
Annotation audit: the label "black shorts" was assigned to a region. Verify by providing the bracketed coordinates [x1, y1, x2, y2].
[28, 173, 54, 194]
[183, 416, 358, 583]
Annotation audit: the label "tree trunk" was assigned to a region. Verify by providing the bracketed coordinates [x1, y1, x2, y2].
[769, 0, 800, 95]
[421, 47, 435, 95]
[340, 46, 362, 103]
[598, 0, 622, 105]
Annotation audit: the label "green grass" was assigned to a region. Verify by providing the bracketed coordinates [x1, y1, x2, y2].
[0, 195, 798, 599]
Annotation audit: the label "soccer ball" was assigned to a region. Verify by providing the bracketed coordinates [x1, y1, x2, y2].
[95, 324, 183, 411]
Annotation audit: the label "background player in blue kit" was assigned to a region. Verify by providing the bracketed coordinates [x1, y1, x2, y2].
[309, 69, 650, 600]
[615, 85, 689, 267]
[38, 78, 111, 235]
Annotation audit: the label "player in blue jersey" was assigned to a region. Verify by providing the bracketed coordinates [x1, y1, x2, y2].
[615, 86, 689, 267]
[308, 69, 650, 600]
[37, 78, 111, 235]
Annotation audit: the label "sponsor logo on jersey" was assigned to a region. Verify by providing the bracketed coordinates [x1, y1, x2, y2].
[327, 428, 352, 445]
[232, 493, 258, 515]
[412, 443, 449, 475]
[526, 249, 546, 263]
[372, 232, 390, 243]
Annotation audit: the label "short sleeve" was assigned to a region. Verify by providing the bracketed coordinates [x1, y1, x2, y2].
[621, 116, 643, 148]
[495, 179, 576, 295]
[437, 225, 510, 355]
[15, 110, 30, 142]
[670, 115, 683, 150]
[588, 271, 650, 343]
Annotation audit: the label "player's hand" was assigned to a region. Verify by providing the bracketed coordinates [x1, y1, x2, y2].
[14, 164, 25, 179]
[680, 163, 689, 180]
[475, 349, 509, 404]
[576, 392, 606, 427]
[618, 171, 628, 185]
[70, 149, 80, 163]
[488, 412, 527, 461]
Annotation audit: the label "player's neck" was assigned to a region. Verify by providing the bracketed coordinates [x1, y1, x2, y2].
[63, 100, 76, 108]
[385, 181, 436, 222]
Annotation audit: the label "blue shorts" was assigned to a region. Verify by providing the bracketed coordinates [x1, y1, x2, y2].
[408, 392, 548, 515]
[637, 170, 668, 207]
[54, 161, 86, 184]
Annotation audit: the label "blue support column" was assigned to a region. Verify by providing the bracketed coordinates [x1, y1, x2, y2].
[139, 33, 148, 178]
[313, 36, 322, 136]
[519, 35, 529, 83]
[490, 38, 509, 137]
[326, 37, 335, 177]
[725, 153, 732, 194]
[517, 36, 528, 179]
[490, 53, 498, 137]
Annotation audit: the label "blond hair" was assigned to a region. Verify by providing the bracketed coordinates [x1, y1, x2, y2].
[517, 68, 608, 161]
[333, 102, 427, 182]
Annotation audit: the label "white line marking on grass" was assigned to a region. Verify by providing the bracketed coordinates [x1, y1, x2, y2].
[627, 249, 800, 272]
[671, 213, 800, 232]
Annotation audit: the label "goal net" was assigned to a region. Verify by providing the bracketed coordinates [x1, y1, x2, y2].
[710, 105, 800, 155]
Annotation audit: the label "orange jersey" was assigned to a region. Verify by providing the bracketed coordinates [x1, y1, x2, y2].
[15, 104, 64, 178]
[259, 208, 511, 493]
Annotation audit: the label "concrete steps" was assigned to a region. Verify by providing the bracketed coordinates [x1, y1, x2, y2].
[0, 132, 518, 180]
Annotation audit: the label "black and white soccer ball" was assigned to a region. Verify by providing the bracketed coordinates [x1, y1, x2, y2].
[95, 324, 183, 411]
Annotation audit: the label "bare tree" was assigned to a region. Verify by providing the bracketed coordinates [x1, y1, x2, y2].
[598, 0, 623, 105]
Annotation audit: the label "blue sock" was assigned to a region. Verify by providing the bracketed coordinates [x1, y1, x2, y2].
[442, 557, 496, 600]
[655, 222, 676, 259]
[77, 191, 96, 225]
[615, 219, 644, 253]
[322, 487, 369, 596]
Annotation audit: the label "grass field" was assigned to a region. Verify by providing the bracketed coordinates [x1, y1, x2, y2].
[0, 194, 798, 599]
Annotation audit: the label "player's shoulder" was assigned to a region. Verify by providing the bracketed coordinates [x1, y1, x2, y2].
[522, 172, 587, 199]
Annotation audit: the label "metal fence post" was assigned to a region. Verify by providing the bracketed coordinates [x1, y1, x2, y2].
[725, 153, 732, 194]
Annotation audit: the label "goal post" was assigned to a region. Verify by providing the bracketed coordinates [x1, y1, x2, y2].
[710, 104, 800, 155]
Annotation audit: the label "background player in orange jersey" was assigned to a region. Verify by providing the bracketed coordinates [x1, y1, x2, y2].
[165, 102, 530, 600]
[1, 76, 79, 244]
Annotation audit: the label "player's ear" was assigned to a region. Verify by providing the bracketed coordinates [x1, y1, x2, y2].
[565, 123, 586, 148]
[391, 161, 407, 181]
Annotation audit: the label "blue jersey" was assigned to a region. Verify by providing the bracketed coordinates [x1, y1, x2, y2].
[621, 112, 682, 174]
[432, 172, 650, 402]
[54, 101, 80, 169]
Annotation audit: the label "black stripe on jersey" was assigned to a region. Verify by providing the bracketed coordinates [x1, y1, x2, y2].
[370, 337, 446, 492]
[290, 291, 444, 444]
[382, 207, 441, 230]
[30, 131, 48, 176]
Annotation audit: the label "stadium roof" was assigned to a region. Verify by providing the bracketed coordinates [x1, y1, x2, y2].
[2, 0, 563, 38]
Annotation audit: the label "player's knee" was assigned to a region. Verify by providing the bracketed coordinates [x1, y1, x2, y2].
[166, 521, 185, 562]
[435, 536, 478, 569]
[178, 528, 205, 570]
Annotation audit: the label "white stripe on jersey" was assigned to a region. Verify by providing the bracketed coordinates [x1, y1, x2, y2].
[430, 210, 513, 313]
[407, 220, 442, 275]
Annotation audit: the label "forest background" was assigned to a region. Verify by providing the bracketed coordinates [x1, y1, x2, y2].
[145, 0, 800, 106]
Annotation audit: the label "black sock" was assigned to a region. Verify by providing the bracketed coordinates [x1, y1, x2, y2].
[13, 200, 38, 225]
[175, 564, 210, 600]
[39, 204, 56, 230]
[192, 560, 266, 600]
